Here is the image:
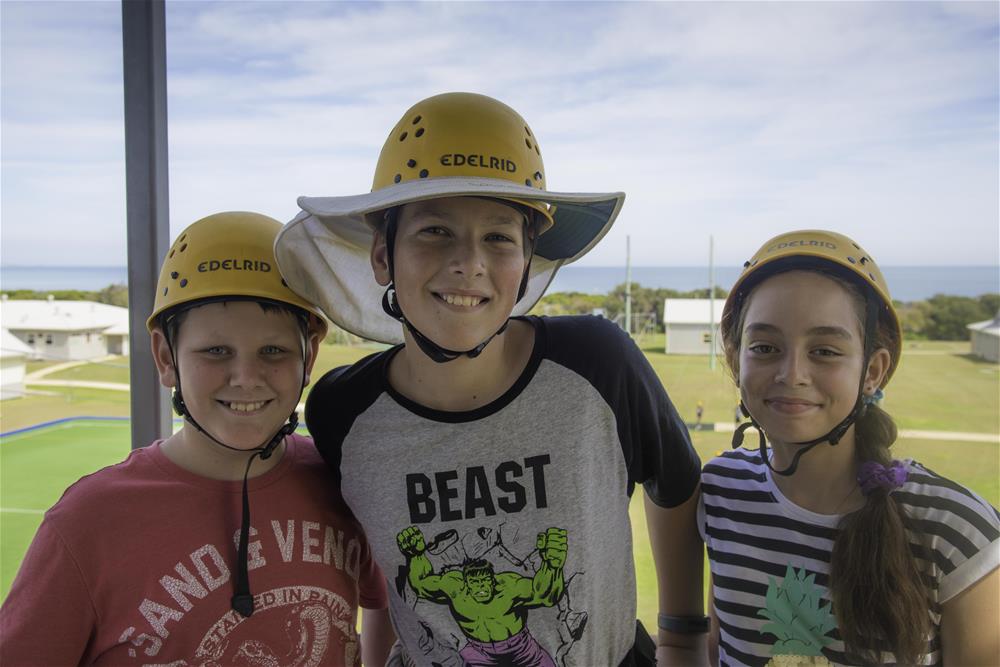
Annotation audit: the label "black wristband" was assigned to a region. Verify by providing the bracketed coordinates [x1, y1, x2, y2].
[657, 613, 710, 634]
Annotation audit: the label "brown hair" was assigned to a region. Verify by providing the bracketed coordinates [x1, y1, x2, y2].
[722, 267, 930, 664]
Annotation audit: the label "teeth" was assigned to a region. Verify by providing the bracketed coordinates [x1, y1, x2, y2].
[226, 401, 266, 412]
[441, 294, 482, 307]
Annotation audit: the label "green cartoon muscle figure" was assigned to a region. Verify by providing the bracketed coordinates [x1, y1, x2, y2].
[396, 526, 567, 666]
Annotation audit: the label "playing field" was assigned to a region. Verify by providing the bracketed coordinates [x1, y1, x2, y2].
[3, 418, 997, 635]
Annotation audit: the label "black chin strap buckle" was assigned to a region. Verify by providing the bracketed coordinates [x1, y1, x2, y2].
[231, 593, 254, 618]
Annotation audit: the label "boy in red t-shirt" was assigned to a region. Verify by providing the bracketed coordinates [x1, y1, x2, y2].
[1, 212, 394, 665]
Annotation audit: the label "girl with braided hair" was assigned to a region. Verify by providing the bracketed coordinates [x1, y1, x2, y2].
[700, 230, 998, 666]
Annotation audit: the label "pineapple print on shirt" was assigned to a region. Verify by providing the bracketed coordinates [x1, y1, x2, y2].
[758, 566, 835, 667]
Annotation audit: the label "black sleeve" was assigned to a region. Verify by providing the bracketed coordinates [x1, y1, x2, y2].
[304, 350, 389, 483]
[541, 316, 701, 507]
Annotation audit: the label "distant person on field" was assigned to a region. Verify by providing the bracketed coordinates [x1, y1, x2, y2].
[0, 212, 394, 665]
[701, 230, 999, 666]
[695, 400, 704, 430]
[273, 92, 707, 666]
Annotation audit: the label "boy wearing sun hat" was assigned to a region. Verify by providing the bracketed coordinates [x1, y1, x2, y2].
[276, 93, 707, 665]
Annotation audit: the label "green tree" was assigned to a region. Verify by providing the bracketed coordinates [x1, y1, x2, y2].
[923, 295, 988, 340]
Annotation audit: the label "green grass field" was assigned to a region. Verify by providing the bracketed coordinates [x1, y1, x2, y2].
[3, 338, 997, 629]
[3, 419, 997, 635]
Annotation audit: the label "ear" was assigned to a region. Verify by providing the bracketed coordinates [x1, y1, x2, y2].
[863, 347, 892, 395]
[150, 328, 177, 389]
[370, 229, 392, 287]
[302, 327, 322, 386]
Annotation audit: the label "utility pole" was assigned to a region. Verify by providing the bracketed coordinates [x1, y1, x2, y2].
[709, 234, 716, 370]
[625, 235, 632, 336]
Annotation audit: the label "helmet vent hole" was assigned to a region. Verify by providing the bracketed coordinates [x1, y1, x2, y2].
[178, 234, 186, 242]
[180, 279, 188, 288]
[534, 145, 540, 155]
[419, 169, 429, 178]
[534, 171, 543, 181]
[393, 174, 402, 183]
[525, 138, 532, 149]
[525, 126, 532, 136]
[406, 159, 417, 168]
[869, 273, 876, 282]
[179, 243, 187, 252]
[163, 287, 168, 296]
[399, 131, 408, 142]
[412, 115, 422, 124]
[415, 128, 425, 137]
[860, 257, 869, 265]
[524, 179, 532, 186]
[847, 256, 856, 264]
[170, 271, 178, 279]
[281, 278, 289, 287]
[169, 250, 175, 258]
[852, 242, 861, 249]
[743, 261, 751, 268]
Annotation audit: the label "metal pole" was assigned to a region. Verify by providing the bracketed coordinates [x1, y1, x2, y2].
[709, 235, 716, 370]
[123, 0, 172, 448]
[625, 235, 632, 336]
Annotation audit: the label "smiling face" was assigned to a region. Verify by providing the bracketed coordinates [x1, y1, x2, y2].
[372, 196, 529, 354]
[153, 301, 316, 450]
[737, 271, 887, 447]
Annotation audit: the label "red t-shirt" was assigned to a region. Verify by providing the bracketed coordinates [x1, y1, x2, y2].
[0, 434, 386, 666]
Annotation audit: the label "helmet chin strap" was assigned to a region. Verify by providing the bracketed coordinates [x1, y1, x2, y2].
[732, 297, 880, 477]
[165, 314, 310, 618]
[381, 205, 535, 364]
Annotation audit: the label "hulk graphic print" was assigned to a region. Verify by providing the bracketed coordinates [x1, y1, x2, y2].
[397, 526, 575, 666]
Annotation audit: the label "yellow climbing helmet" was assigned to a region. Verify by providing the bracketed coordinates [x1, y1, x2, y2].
[147, 211, 327, 334]
[370, 92, 554, 232]
[722, 229, 902, 383]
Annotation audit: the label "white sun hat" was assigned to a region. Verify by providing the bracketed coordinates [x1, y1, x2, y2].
[275, 92, 625, 344]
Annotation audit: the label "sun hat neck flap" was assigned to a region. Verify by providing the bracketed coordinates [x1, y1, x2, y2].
[274, 180, 624, 344]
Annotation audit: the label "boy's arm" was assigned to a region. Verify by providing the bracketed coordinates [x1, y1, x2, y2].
[0, 520, 95, 665]
[644, 487, 709, 667]
[361, 606, 397, 666]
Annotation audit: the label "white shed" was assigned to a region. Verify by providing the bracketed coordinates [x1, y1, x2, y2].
[967, 313, 1000, 363]
[0, 298, 130, 361]
[663, 299, 726, 355]
[1, 328, 33, 400]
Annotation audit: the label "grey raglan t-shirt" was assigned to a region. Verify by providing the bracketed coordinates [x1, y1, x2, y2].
[306, 315, 700, 666]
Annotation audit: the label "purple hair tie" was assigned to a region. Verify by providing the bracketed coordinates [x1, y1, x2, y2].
[858, 460, 908, 496]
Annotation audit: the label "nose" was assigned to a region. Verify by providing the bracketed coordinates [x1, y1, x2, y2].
[774, 349, 809, 386]
[448, 234, 485, 277]
[229, 354, 266, 389]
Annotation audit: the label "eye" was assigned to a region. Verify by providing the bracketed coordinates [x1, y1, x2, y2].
[261, 344, 288, 355]
[202, 345, 230, 356]
[747, 343, 777, 355]
[418, 225, 449, 237]
[486, 232, 516, 243]
[812, 347, 843, 357]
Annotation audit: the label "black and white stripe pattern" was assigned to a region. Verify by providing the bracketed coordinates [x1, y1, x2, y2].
[700, 449, 1000, 667]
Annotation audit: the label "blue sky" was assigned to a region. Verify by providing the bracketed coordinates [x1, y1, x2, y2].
[2, 1, 998, 268]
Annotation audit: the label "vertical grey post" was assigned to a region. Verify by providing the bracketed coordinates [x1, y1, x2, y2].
[123, 0, 172, 448]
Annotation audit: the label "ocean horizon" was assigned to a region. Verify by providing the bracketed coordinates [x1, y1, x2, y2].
[2, 264, 998, 303]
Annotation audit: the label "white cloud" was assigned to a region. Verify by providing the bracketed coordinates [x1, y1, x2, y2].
[2, 0, 997, 271]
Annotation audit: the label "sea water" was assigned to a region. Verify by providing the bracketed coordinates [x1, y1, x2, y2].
[2, 264, 998, 302]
